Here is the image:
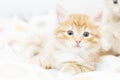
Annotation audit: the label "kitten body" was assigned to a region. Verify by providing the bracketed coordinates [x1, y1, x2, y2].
[39, 14, 104, 75]
[100, 0, 120, 55]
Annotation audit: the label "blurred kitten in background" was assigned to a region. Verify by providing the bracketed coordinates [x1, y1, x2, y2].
[100, 0, 120, 56]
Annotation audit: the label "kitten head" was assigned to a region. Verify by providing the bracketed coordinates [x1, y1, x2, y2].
[54, 13, 100, 50]
[104, 0, 120, 16]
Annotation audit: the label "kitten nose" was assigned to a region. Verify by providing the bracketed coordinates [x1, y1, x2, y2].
[75, 40, 80, 44]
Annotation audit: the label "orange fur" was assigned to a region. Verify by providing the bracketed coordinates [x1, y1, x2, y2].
[55, 14, 100, 44]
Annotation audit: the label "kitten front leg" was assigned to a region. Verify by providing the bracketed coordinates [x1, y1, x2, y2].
[39, 52, 55, 69]
[39, 57, 52, 69]
[60, 62, 94, 75]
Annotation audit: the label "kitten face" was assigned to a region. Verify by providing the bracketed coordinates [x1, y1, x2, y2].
[55, 14, 100, 50]
[104, 0, 120, 16]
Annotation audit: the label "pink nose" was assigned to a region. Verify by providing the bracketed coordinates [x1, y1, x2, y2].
[75, 40, 80, 47]
[75, 41, 80, 44]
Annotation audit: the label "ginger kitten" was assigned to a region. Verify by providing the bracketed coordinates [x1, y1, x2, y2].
[39, 8, 105, 75]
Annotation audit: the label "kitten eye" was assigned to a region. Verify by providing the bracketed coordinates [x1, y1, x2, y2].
[83, 32, 89, 37]
[113, 0, 118, 4]
[67, 30, 74, 36]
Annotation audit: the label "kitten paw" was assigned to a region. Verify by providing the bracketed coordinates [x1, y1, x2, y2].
[60, 62, 94, 75]
[39, 58, 53, 69]
[60, 63, 81, 75]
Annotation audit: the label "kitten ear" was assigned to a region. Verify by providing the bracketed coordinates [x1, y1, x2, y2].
[56, 4, 69, 23]
[92, 11, 103, 26]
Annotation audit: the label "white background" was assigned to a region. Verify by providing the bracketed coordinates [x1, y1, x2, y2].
[0, 0, 56, 16]
[0, 0, 103, 17]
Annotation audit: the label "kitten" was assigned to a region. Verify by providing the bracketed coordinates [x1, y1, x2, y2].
[39, 7, 105, 75]
[100, 0, 120, 55]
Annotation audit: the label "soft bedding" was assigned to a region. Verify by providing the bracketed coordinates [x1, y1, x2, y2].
[0, 14, 120, 80]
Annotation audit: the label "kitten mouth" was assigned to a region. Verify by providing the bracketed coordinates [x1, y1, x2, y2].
[75, 45, 80, 48]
